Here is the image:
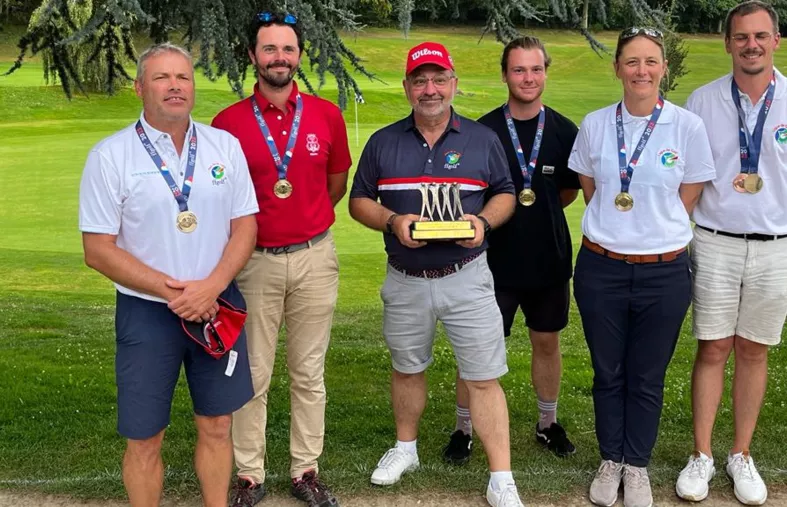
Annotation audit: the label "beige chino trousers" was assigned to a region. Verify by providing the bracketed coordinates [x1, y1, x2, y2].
[232, 231, 339, 482]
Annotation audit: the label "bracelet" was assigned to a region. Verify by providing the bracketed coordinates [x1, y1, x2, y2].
[386, 213, 399, 234]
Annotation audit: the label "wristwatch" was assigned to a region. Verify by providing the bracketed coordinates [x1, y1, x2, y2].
[478, 215, 492, 237]
[386, 213, 399, 234]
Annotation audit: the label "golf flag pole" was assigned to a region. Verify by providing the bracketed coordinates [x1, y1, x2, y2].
[354, 92, 365, 147]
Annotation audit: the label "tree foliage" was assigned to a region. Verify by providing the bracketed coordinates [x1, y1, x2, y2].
[3, 0, 709, 107]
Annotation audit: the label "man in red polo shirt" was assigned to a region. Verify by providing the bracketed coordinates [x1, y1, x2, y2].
[211, 11, 351, 507]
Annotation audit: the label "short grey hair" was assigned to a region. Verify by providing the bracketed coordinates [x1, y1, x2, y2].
[135, 43, 193, 81]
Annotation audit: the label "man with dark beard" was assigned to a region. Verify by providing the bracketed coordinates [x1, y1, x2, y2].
[444, 36, 580, 466]
[211, 11, 351, 507]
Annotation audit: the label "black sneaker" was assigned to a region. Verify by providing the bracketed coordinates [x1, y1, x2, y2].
[442, 429, 473, 465]
[291, 469, 339, 507]
[230, 477, 266, 506]
[535, 422, 576, 457]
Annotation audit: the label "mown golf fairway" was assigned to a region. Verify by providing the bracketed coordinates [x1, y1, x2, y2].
[1, 26, 786, 500]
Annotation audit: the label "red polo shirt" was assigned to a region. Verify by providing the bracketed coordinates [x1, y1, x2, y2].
[212, 82, 351, 247]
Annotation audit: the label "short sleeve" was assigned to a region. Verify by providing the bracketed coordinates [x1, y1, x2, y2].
[684, 90, 700, 115]
[568, 117, 594, 177]
[78, 149, 122, 234]
[349, 135, 380, 200]
[327, 107, 352, 174]
[556, 120, 581, 190]
[229, 137, 259, 218]
[682, 119, 716, 184]
[486, 136, 515, 195]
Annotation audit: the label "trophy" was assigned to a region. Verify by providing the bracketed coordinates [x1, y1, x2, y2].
[410, 183, 475, 240]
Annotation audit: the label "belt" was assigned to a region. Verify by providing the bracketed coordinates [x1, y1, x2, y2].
[257, 230, 329, 255]
[582, 237, 685, 264]
[389, 252, 482, 279]
[696, 224, 787, 241]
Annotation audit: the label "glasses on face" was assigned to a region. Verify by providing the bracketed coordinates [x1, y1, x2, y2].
[409, 75, 454, 90]
[620, 27, 664, 41]
[256, 11, 298, 25]
[731, 32, 775, 46]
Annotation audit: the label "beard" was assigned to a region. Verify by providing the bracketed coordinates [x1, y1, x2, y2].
[739, 50, 768, 75]
[257, 61, 297, 88]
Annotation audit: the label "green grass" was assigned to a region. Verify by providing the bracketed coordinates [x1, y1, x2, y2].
[2, 26, 787, 501]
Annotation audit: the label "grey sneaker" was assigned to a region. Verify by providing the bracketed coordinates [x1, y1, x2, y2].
[623, 465, 653, 507]
[589, 460, 624, 506]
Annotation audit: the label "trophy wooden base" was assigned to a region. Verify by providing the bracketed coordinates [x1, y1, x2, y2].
[411, 220, 475, 240]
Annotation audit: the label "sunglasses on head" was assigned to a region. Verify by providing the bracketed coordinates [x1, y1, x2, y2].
[620, 27, 664, 40]
[256, 11, 298, 25]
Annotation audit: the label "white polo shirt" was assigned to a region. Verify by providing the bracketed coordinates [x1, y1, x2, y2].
[78, 114, 259, 303]
[686, 68, 787, 235]
[569, 100, 716, 254]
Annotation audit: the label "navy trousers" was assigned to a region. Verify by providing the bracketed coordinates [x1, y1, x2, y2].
[573, 246, 691, 467]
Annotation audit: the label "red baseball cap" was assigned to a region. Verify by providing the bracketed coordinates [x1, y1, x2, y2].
[406, 42, 454, 75]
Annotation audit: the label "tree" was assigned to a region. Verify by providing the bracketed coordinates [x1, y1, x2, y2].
[4, 0, 689, 108]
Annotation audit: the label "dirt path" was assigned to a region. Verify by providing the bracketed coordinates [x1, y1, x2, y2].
[2, 490, 787, 506]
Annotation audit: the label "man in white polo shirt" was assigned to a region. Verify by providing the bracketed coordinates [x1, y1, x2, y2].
[78, 43, 258, 506]
[677, 2, 784, 505]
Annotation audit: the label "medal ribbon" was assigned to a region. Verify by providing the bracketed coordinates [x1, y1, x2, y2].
[503, 103, 545, 190]
[616, 97, 664, 194]
[251, 94, 303, 181]
[731, 72, 776, 175]
[136, 121, 198, 213]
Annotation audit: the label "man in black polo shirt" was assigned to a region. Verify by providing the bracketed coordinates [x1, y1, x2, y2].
[349, 42, 523, 507]
[444, 36, 580, 465]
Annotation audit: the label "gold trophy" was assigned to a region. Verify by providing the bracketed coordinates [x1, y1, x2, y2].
[411, 183, 475, 240]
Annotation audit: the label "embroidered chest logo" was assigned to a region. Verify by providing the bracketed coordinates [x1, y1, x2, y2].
[774, 125, 787, 144]
[210, 164, 227, 186]
[444, 151, 462, 170]
[306, 133, 320, 155]
[658, 149, 679, 168]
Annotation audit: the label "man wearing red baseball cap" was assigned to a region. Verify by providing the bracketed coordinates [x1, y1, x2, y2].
[349, 42, 524, 507]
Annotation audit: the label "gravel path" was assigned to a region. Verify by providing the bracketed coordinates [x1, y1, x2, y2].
[2, 489, 786, 506]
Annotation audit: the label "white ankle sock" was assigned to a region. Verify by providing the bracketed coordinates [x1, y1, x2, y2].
[455, 404, 472, 435]
[395, 439, 417, 455]
[489, 471, 515, 492]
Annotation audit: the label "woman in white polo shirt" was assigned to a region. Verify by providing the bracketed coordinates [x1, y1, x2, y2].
[568, 28, 716, 507]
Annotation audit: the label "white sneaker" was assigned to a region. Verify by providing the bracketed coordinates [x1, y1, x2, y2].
[676, 452, 715, 501]
[726, 452, 767, 505]
[589, 460, 624, 507]
[370, 447, 419, 486]
[486, 482, 525, 507]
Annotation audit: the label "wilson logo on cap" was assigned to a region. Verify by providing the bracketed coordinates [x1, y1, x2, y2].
[411, 48, 444, 61]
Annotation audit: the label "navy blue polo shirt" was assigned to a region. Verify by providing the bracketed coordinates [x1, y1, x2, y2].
[350, 109, 514, 271]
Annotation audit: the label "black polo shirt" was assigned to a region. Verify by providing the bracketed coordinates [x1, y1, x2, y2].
[478, 105, 580, 290]
[350, 109, 514, 272]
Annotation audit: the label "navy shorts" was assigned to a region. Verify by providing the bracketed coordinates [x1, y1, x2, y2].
[114, 282, 254, 440]
[495, 282, 570, 336]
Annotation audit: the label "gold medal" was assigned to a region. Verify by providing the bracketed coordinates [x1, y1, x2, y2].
[273, 178, 293, 199]
[743, 173, 763, 194]
[176, 211, 197, 233]
[614, 192, 634, 212]
[518, 188, 536, 206]
[733, 174, 747, 193]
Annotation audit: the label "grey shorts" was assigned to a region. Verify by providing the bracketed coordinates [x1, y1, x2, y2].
[380, 252, 508, 381]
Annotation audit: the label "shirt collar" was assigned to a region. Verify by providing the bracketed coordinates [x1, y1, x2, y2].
[721, 67, 786, 102]
[404, 107, 462, 133]
[609, 99, 674, 124]
[252, 81, 300, 113]
[139, 112, 194, 144]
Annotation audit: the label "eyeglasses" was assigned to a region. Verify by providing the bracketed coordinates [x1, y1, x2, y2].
[256, 11, 298, 25]
[620, 27, 664, 40]
[731, 32, 775, 46]
[409, 75, 455, 89]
